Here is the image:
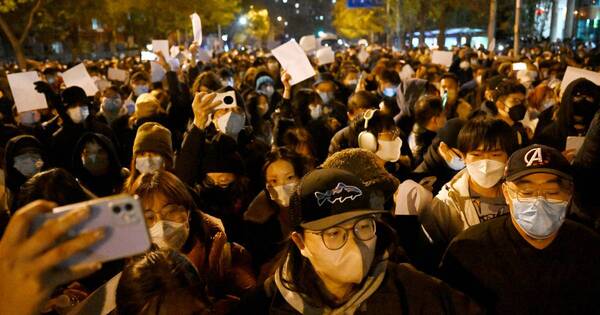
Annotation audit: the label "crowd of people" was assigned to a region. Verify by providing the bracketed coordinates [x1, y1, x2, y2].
[0, 40, 599, 315]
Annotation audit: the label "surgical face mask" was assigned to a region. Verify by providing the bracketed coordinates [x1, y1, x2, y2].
[267, 182, 298, 208]
[102, 97, 122, 114]
[508, 103, 527, 122]
[459, 60, 471, 70]
[300, 233, 377, 285]
[260, 85, 275, 98]
[445, 154, 466, 171]
[82, 153, 110, 176]
[309, 104, 322, 120]
[133, 85, 149, 96]
[383, 86, 397, 98]
[13, 153, 44, 178]
[67, 106, 90, 124]
[318, 91, 334, 104]
[136, 156, 164, 174]
[149, 220, 189, 249]
[376, 137, 402, 162]
[466, 159, 505, 188]
[510, 197, 567, 240]
[215, 111, 246, 138]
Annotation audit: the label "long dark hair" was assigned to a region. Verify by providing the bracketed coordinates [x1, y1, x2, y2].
[274, 211, 399, 308]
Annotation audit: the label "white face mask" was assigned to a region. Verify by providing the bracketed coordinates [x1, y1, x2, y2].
[300, 234, 377, 285]
[267, 182, 298, 208]
[459, 60, 471, 70]
[13, 153, 44, 178]
[541, 99, 556, 111]
[149, 220, 189, 249]
[446, 155, 466, 171]
[67, 106, 90, 124]
[215, 111, 246, 138]
[135, 156, 164, 174]
[261, 85, 275, 98]
[309, 104, 322, 120]
[375, 137, 402, 162]
[466, 159, 505, 188]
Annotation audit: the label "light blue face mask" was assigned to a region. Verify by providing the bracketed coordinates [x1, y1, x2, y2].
[511, 197, 568, 240]
[445, 155, 466, 171]
[383, 87, 397, 98]
[318, 91, 334, 104]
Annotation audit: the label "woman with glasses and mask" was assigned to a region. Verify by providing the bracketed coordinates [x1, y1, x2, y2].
[128, 170, 256, 308]
[232, 169, 481, 314]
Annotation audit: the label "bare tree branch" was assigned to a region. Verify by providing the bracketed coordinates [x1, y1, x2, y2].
[19, 0, 44, 44]
[0, 15, 19, 48]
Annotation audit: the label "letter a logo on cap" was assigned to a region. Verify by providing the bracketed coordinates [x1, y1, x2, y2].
[524, 147, 543, 167]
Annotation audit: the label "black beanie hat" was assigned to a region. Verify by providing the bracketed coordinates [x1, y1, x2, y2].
[61, 86, 88, 107]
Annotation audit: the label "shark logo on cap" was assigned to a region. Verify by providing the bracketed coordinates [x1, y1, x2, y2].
[314, 182, 363, 207]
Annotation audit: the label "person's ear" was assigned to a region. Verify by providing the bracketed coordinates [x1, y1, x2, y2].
[501, 183, 512, 209]
[291, 231, 306, 251]
[438, 141, 449, 159]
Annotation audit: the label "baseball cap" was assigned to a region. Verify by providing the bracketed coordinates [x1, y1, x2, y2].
[505, 144, 573, 182]
[290, 168, 386, 230]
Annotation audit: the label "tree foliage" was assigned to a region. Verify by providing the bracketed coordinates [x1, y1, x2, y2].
[332, 1, 386, 39]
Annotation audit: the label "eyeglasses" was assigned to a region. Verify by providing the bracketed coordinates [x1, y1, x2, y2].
[305, 216, 377, 250]
[505, 183, 571, 202]
[144, 204, 189, 227]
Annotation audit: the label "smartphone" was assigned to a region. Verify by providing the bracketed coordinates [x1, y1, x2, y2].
[214, 90, 238, 110]
[512, 62, 527, 71]
[30, 194, 151, 266]
[141, 51, 158, 61]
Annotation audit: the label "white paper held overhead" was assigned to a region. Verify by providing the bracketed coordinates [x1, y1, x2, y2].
[271, 39, 315, 86]
[152, 40, 170, 59]
[7, 71, 48, 113]
[190, 13, 203, 45]
[316, 47, 335, 66]
[107, 68, 128, 82]
[431, 50, 454, 68]
[61, 63, 99, 96]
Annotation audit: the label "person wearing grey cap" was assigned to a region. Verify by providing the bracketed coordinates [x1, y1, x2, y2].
[231, 168, 481, 315]
[439, 144, 600, 314]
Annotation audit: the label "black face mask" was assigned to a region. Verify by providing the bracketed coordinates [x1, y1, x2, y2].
[508, 104, 527, 122]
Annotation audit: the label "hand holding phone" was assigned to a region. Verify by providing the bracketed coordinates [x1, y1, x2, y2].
[30, 194, 151, 267]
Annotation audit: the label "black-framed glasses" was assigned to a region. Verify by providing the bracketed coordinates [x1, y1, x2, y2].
[305, 216, 377, 250]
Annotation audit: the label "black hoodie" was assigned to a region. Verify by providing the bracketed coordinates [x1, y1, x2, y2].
[4, 135, 48, 211]
[71, 133, 125, 197]
[535, 78, 600, 150]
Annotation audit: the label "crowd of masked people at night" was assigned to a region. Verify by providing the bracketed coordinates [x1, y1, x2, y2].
[0, 40, 599, 315]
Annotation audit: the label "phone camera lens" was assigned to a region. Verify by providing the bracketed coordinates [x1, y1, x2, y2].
[125, 204, 133, 211]
[224, 96, 234, 104]
[113, 206, 121, 214]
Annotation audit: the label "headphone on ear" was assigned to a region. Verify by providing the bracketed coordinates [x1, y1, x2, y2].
[358, 109, 378, 152]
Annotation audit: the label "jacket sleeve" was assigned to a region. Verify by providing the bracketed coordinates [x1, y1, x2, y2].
[419, 195, 457, 247]
[165, 71, 193, 132]
[174, 126, 206, 186]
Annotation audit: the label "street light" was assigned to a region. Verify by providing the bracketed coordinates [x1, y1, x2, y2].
[277, 16, 283, 22]
[238, 16, 248, 25]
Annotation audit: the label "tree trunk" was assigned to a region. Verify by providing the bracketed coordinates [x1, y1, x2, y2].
[0, 0, 44, 69]
[487, 0, 497, 51]
[437, 11, 447, 49]
[549, 0, 559, 41]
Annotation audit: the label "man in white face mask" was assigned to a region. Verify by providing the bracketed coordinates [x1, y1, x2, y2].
[244, 169, 481, 314]
[420, 117, 517, 255]
[440, 144, 600, 314]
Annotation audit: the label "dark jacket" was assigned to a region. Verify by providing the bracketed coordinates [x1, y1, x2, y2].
[231, 262, 482, 315]
[412, 140, 460, 196]
[328, 125, 352, 156]
[71, 133, 126, 197]
[52, 115, 118, 172]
